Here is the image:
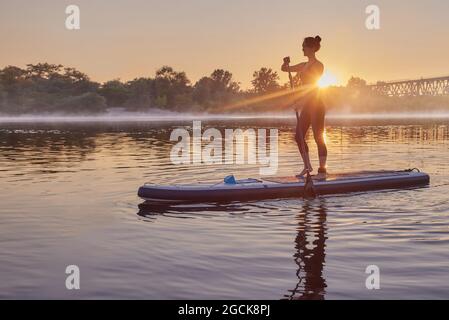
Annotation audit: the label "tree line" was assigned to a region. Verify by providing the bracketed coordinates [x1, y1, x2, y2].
[0, 63, 447, 114]
[0, 63, 285, 114]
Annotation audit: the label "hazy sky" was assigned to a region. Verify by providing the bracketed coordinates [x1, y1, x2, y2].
[1, 0, 448, 88]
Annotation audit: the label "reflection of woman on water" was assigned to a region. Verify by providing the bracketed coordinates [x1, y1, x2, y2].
[282, 36, 328, 180]
[285, 199, 327, 300]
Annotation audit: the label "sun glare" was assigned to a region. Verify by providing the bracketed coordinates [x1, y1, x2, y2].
[318, 71, 338, 88]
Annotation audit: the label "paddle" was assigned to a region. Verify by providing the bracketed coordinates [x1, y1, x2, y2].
[284, 57, 316, 197]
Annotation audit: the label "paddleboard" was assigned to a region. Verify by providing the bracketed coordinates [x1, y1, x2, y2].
[137, 169, 429, 203]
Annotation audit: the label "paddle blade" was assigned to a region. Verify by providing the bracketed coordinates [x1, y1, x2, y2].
[304, 175, 316, 198]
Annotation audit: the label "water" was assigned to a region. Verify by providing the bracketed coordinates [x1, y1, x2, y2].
[0, 117, 448, 299]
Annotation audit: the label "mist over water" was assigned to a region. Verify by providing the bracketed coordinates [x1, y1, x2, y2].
[2, 110, 449, 123]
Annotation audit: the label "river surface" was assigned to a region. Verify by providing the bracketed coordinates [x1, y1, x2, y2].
[0, 116, 448, 299]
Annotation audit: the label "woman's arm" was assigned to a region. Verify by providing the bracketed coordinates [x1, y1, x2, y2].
[281, 62, 306, 73]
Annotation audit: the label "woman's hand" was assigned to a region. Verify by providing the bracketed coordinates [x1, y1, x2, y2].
[281, 56, 291, 72]
[291, 99, 301, 111]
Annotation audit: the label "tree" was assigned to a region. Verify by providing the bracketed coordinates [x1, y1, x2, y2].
[154, 66, 192, 109]
[210, 69, 240, 93]
[125, 77, 154, 110]
[99, 80, 130, 107]
[347, 76, 367, 88]
[0, 83, 6, 109]
[26, 63, 63, 79]
[63, 67, 90, 83]
[155, 66, 191, 94]
[55, 92, 107, 113]
[192, 77, 214, 106]
[193, 69, 240, 109]
[251, 67, 280, 93]
[0, 66, 27, 86]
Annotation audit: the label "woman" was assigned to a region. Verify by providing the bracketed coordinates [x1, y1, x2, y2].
[281, 36, 327, 180]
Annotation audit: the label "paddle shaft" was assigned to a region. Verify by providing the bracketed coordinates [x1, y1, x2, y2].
[286, 65, 300, 123]
[286, 63, 310, 166]
[286, 62, 315, 196]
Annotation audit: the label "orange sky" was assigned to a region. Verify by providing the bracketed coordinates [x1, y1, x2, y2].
[1, 0, 448, 88]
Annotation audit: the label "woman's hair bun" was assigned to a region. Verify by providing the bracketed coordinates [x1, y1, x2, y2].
[303, 35, 322, 52]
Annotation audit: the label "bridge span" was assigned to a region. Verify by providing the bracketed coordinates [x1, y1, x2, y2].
[369, 76, 449, 96]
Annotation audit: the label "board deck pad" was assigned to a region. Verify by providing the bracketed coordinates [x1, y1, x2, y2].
[264, 171, 408, 184]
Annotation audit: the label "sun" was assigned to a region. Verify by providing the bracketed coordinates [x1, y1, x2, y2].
[318, 70, 338, 88]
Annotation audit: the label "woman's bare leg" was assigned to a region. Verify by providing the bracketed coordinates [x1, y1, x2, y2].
[295, 109, 313, 177]
[312, 104, 327, 179]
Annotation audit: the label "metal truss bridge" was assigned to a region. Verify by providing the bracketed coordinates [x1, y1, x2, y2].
[369, 76, 449, 96]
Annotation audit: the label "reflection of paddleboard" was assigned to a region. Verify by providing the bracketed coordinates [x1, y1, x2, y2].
[137, 169, 430, 203]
